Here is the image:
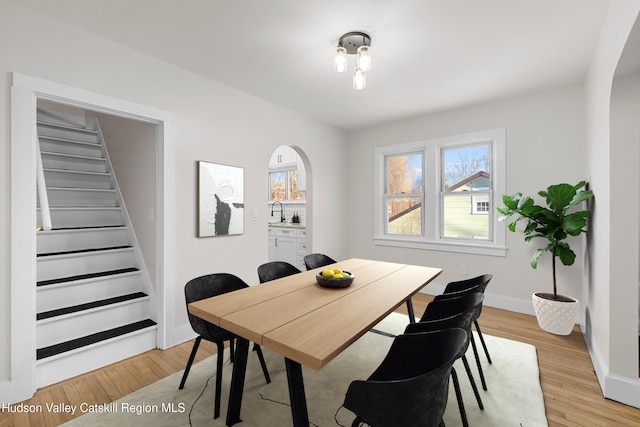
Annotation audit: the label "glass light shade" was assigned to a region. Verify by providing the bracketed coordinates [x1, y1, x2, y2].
[356, 45, 371, 72]
[353, 67, 366, 90]
[334, 46, 347, 72]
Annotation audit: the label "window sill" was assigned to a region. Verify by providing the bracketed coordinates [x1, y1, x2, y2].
[373, 236, 507, 257]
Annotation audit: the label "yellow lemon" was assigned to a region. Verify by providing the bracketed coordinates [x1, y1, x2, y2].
[321, 269, 335, 278]
[333, 268, 343, 275]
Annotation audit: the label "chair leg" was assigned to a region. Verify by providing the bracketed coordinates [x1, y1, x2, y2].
[450, 367, 468, 427]
[253, 344, 271, 383]
[474, 320, 492, 364]
[213, 341, 225, 419]
[461, 355, 484, 410]
[470, 333, 488, 391]
[179, 336, 202, 389]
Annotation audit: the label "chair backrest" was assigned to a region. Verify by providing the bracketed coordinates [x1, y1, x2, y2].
[257, 261, 301, 283]
[184, 273, 248, 338]
[303, 253, 337, 270]
[416, 292, 484, 332]
[344, 328, 466, 427]
[443, 273, 493, 295]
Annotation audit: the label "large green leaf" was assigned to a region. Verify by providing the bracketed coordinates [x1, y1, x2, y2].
[556, 242, 576, 266]
[563, 212, 588, 235]
[545, 183, 577, 214]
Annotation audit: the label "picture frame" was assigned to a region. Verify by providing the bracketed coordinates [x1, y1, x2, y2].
[197, 161, 244, 237]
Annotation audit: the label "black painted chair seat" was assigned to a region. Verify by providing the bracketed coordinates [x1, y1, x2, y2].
[343, 328, 467, 427]
[179, 273, 271, 419]
[440, 274, 494, 366]
[405, 292, 486, 427]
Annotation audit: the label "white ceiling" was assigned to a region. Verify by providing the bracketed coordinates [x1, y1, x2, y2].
[16, 0, 611, 131]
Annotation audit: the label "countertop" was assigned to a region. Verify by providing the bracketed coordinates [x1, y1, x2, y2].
[268, 222, 305, 229]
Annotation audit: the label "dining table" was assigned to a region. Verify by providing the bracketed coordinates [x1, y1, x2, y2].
[188, 257, 442, 427]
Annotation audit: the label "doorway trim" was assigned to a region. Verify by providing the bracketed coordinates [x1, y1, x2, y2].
[9, 73, 175, 402]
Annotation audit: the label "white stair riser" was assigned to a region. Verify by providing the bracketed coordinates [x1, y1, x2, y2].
[37, 249, 135, 282]
[44, 169, 111, 189]
[38, 207, 123, 228]
[41, 152, 107, 173]
[38, 125, 98, 144]
[36, 298, 150, 348]
[36, 328, 157, 388]
[37, 227, 129, 254]
[37, 272, 143, 312]
[39, 137, 103, 158]
[40, 188, 117, 207]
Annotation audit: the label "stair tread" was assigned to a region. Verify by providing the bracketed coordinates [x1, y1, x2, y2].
[44, 167, 109, 175]
[41, 150, 106, 162]
[46, 225, 126, 231]
[36, 319, 157, 360]
[37, 121, 98, 134]
[39, 135, 101, 146]
[37, 267, 140, 287]
[37, 291, 148, 321]
[38, 245, 132, 257]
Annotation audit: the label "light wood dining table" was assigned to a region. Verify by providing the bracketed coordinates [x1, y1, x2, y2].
[188, 258, 442, 426]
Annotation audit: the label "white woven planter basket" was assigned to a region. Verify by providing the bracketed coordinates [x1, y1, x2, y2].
[532, 293, 579, 335]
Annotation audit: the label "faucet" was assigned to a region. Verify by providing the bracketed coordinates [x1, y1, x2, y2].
[271, 201, 285, 222]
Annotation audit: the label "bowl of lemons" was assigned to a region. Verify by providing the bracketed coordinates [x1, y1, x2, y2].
[316, 268, 354, 288]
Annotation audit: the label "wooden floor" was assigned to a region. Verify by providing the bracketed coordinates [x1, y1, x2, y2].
[2, 293, 640, 426]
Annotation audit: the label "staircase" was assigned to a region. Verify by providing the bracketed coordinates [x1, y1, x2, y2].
[35, 113, 157, 388]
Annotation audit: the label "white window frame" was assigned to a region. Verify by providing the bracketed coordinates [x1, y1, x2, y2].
[374, 128, 506, 256]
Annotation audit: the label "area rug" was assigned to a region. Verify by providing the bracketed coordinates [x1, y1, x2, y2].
[62, 313, 547, 426]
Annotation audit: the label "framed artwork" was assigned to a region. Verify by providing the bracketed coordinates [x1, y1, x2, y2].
[198, 161, 244, 237]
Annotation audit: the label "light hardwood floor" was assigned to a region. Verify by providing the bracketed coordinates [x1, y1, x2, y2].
[2, 293, 640, 426]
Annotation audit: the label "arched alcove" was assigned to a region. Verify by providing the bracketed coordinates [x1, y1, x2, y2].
[267, 145, 312, 270]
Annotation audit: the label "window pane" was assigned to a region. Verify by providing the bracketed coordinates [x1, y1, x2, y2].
[269, 171, 286, 201]
[442, 144, 491, 190]
[387, 197, 422, 236]
[386, 153, 422, 194]
[288, 170, 306, 200]
[442, 193, 490, 239]
[442, 144, 491, 240]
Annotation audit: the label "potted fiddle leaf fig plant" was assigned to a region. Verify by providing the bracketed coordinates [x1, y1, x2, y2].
[496, 181, 594, 335]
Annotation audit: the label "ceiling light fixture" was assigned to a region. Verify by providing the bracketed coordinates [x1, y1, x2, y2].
[334, 31, 372, 90]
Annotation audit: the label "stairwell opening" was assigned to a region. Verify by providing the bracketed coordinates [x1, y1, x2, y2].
[9, 73, 175, 402]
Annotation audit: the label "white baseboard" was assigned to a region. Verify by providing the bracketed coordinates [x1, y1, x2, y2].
[582, 324, 640, 408]
[173, 323, 197, 347]
[604, 373, 640, 407]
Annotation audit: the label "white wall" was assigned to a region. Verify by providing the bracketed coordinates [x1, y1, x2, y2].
[0, 1, 348, 393]
[585, 0, 640, 406]
[347, 85, 588, 314]
[95, 113, 158, 287]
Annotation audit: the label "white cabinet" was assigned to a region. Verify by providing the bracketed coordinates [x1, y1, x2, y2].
[268, 226, 306, 270]
[269, 146, 299, 168]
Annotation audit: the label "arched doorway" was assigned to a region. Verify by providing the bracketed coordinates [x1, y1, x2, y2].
[267, 145, 312, 270]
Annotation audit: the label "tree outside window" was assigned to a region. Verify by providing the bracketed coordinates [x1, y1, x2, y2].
[269, 169, 305, 201]
[385, 153, 423, 236]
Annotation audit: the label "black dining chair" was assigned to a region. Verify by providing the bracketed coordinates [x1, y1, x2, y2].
[405, 292, 485, 427]
[343, 328, 467, 427]
[257, 261, 301, 283]
[440, 274, 494, 365]
[179, 273, 271, 419]
[303, 253, 337, 270]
